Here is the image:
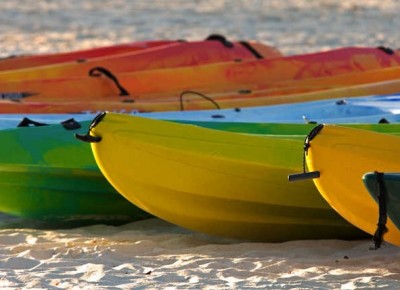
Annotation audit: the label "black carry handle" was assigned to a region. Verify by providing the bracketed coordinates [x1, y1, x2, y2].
[205, 34, 234, 48]
[179, 90, 221, 111]
[288, 124, 324, 182]
[288, 171, 320, 182]
[75, 112, 106, 143]
[89, 66, 130, 97]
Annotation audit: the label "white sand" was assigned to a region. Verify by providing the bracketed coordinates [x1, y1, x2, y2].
[0, 218, 398, 289]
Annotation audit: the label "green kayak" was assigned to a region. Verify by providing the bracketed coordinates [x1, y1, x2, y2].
[0, 119, 152, 223]
[363, 172, 400, 237]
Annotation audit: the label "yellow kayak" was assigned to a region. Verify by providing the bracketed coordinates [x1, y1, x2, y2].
[76, 112, 366, 242]
[300, 124, 400, 247]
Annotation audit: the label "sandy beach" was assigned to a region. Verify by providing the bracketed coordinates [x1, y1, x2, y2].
[0, 218, 399, 289]
[1, 0, 400, 288]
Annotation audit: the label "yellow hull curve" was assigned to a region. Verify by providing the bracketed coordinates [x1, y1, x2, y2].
[305, 125, 400, 247]
[87, 113, 365, 242]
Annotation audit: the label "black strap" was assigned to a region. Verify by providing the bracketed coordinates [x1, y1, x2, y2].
[377, 46, 394, 55]
[89, 67, 130, 97]
[239, 41, 264, 59]
[371, 171, 388, 250]
[288, 124, 323, 182]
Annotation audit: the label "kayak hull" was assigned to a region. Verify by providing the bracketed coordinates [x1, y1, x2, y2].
[363, 172, 400, 233]
[86, 113, 367, 242]
[305, 125, 400, 246]
[0, 122, 152, 222]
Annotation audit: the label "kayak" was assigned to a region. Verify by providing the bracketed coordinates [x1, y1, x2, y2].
[0, 120, 152, 222]
[0, 46, 399, 103]
[135, 93, 400, 123]
[0, 36, 278, 81]
[4, 54, 400, 105]
[363, 172, 400, 245]
[2, 93, 400, 126]
[297, 125, 400, 247]
[0, 40, 176, 71]
[4, 73, 400, 114]
[76, 112, 370, 242]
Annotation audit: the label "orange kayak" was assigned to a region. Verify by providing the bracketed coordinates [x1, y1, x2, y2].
[3, 77, 400, 114]
[0, 37, 281, 81]
[0, 40, 176, 71]
[1, 46, 400, 102]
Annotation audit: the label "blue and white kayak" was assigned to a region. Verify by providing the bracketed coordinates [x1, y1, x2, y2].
[1, 94, 400, 130]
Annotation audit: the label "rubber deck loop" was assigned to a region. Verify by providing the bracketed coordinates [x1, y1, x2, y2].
[61, 118, 81, 130]
[17, 117, 48, 127]
[89, 66, 130, 97]
[179, 90, 221, 111]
